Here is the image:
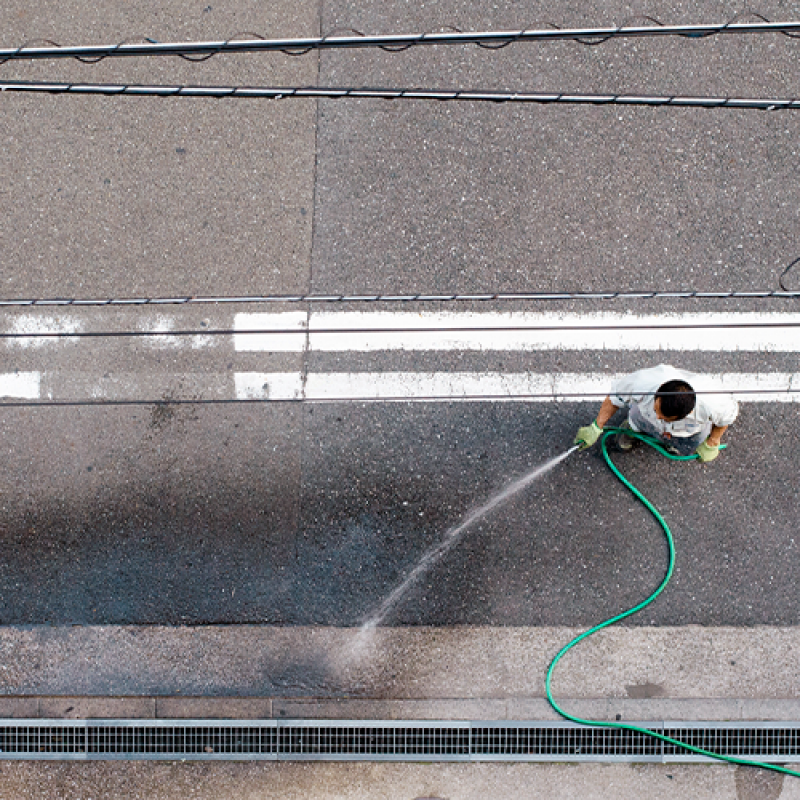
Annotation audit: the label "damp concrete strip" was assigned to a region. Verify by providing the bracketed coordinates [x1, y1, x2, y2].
[0, 696, 800, 723]
[0, 626, 797, 717]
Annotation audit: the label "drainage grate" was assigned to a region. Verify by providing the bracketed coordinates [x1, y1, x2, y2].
[471, 725, 662, 759]
[0, 720, 799, 762]
[662, 725, 800, 761]
[0, 722, 278, 759]
[280, 724, 470, 759]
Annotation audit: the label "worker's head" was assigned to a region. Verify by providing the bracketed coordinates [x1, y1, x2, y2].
[654, 380, 696, 421]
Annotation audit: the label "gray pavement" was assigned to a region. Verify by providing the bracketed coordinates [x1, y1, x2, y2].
[2, 0, 318, 299]
[315, 0, 800, 295]
[0, 761, 788, 800]
[0, 624, 799, 703]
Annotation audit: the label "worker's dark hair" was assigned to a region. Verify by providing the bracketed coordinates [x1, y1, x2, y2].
[656, 379, 696, 420]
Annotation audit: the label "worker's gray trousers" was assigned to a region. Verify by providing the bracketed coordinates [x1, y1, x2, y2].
[627, 405, 711, 456]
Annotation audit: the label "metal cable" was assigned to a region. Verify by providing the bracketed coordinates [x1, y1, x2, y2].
[2, 16, 800, 62]
[0, 386, 798, 409]
[2, 80, 799, 109]
[4, 319, 800, 340]
[779, 256, 800, 291]
[0, 290, 798, 307]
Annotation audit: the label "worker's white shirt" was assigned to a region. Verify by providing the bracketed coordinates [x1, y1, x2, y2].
[609, 365, 738, 438]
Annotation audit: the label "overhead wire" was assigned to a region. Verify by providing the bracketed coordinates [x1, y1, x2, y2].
[0, 386, 798, 410]
[1, 80, 799, 110]
[779, 256, 800, 291]
[1, 15, 800, 62]
[0, 289, 798, 306]
[4, 319, 800, 340]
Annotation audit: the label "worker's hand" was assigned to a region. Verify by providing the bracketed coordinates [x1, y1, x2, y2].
[696, 440, 720, 463]
[574, 421, 602, 450]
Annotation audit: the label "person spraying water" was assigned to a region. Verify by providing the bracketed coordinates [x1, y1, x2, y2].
[574, 364, 738, 460]
[546, 374, 800, 779]
[359, 366, 798, 779]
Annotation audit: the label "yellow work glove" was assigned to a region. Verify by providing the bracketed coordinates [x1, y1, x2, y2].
[696, 440, 720, 463]
[574, 421, 602, 450]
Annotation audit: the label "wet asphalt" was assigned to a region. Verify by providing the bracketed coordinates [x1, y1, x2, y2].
[0, 398, 797, 627]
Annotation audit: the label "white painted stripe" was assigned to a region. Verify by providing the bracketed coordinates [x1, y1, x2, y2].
[4, 315, 82, 347]
[0, 372, 41, 399]
[37, 372, 241, 402]
[137, 314, 216, 350]
[233, 311, 800, 352]
[234, 312, 308, 352]
[234, 372, 304, 400]
[0, 370, 794, 403]
[234, 372, 800, 402]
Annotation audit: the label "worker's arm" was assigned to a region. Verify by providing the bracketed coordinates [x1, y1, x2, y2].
[706, 424, 728, 447]
[574, 396, 622, 449]
[595, 396, 621, 429]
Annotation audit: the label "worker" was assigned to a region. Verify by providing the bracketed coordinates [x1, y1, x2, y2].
[574, 364, 738, 462]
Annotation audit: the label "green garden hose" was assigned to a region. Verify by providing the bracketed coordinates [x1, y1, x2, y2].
[546, 427, 800, 778]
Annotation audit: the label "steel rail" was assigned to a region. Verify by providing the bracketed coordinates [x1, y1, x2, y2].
[2, 20, 800, 61]
[4, 319, 800, 340]
[2, 80, 799, 110]
[0, 387, 798, 409]
[0, 291, 798, 306]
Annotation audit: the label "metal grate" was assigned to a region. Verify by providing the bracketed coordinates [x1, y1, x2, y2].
[0, 722, 278, 760]
[662, 725, 800, 762]
[280, 725, 470, 759]
[0, 720, 799, 762]
[472, 725, 662, 760]
[85, 725, 276, 756]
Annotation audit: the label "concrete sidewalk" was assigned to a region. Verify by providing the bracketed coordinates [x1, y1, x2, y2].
[0, 625, 797, 722]
[1, 695, 800, 724]
[2, 761, 795, 800]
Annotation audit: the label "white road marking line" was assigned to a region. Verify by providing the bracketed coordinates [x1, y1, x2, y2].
[138, 314, 216, 349]
[235, 372, 304, 400]
[2, 370, 797, 403]
[0, 372, 41, 398]
[234, 311, 800, 353]
[234, 311, 308, 352]
[235, 372, 800, 402]
[40, 372, 238, 401]
[4, 315, 82, 347]
[8, 310, 800, 353]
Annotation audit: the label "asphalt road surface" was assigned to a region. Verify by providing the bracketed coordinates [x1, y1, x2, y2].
[1, 3, 799, 644]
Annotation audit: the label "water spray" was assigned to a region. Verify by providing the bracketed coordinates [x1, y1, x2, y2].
[362, 444, 580, 631]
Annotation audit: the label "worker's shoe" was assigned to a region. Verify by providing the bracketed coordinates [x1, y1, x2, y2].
[615, 420, 637, 452]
